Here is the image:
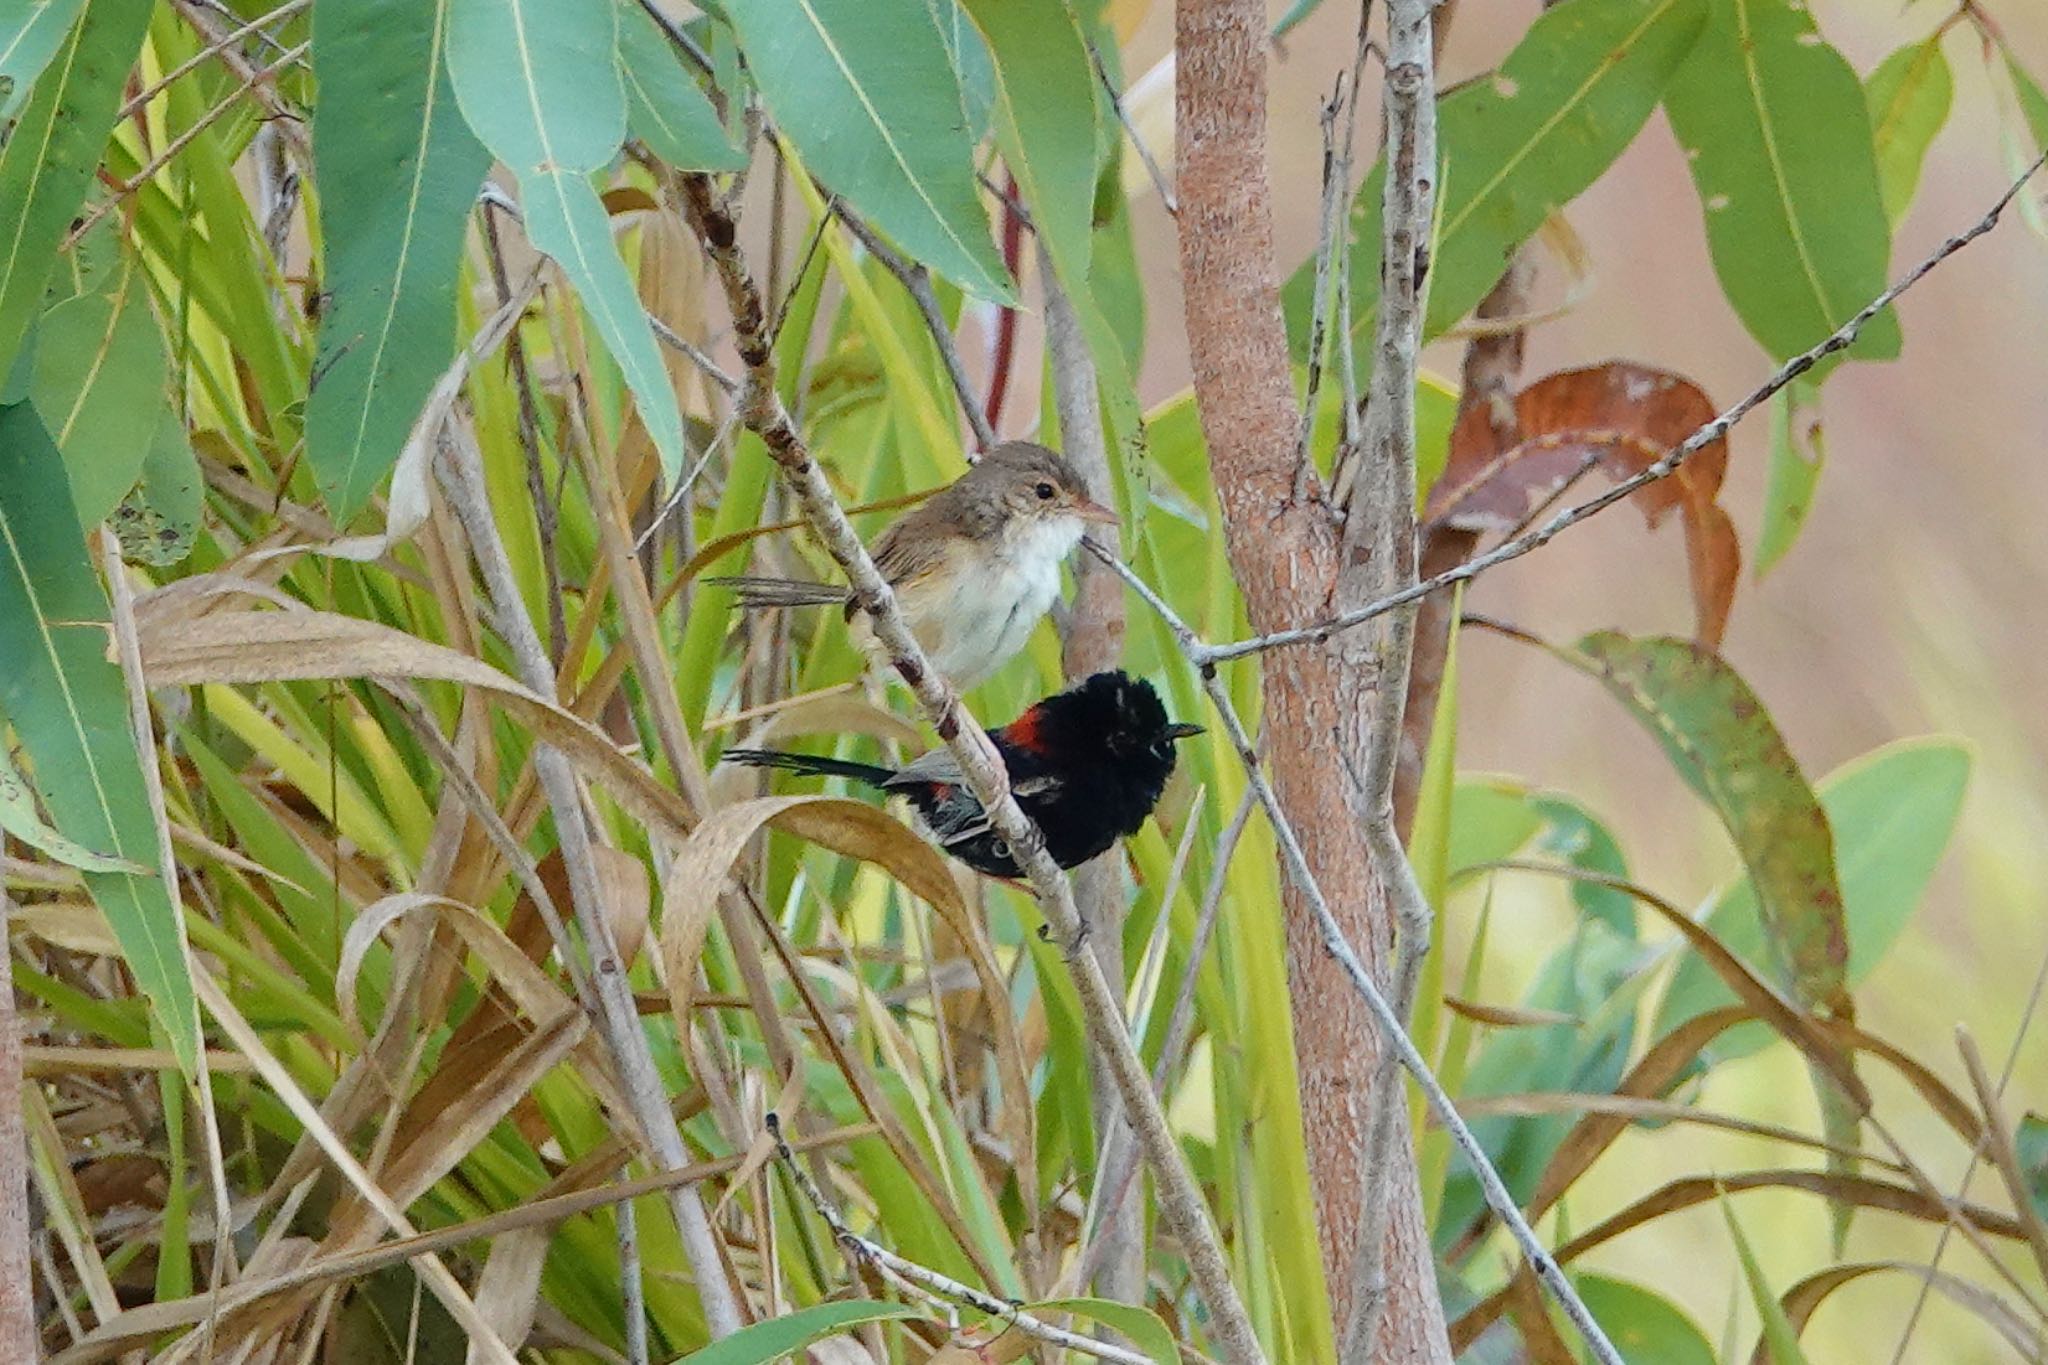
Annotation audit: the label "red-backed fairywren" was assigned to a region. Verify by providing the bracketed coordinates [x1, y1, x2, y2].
[710, 441, 1117, 687]
[721, 670, 1202, 878]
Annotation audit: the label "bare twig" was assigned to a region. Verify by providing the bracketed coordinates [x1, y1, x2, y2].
[674, 172, 1267, 1365]
[118, 0, 311, 121]
[1339, 0, 1440, 1353]
[1089, 39, 1177, 215]
[767, 1116, 1155, 1364]
[837, 208, 999, 450]
[1200, 147, 2048, 667]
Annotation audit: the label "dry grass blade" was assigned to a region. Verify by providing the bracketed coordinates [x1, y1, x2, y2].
[1450, 1170, 2032, 1351]
[465, 1228, 551, 1365]
[135, 607, 698, 843]
[1459, 1091, 1905, 1174]
[183, 965, 523, 1365]
[1753, 1261, 2046, 1364]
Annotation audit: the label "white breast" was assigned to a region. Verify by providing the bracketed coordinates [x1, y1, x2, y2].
[917, 514, 1083, 686]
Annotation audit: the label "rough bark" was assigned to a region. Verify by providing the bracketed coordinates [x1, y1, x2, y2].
[1174, 0, 1445, 1352]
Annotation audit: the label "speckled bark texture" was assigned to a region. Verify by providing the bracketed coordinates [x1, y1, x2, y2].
[1173, 1, 1449, 1357]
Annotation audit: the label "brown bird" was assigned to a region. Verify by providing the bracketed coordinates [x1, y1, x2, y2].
[711, 441, 1117, 687]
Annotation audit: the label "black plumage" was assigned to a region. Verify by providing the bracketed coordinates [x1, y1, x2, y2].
[721, 670, 1202, 878]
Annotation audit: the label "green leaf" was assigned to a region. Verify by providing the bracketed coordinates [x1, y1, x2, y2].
[1571, 633, 1847, 1014]
[1025, 1297, 1182, 1363]
[962, 0, 1096, 291]
[521, 168, 687, 483]
[2017, 1113, 2048, 1224]
[0, 0, 151, 384]
[110, 411, 202, 568]
[1721, 1194, 1815, 1365]
[0, 0, 85, 119]
[1657, 737, 1970, 1059]
[935, 0, 995, 141]
[0, 730, 145, 873]
[307, 0, 491, 521]
[1755, 375, 1823, 578]
[1573, 1274, 1717, 1365]
[1447, 777, 1543, 876]
[447, 0, 624, 175]
[673, 1301, 926, 1363]
[1865, 37, 1952, 228]
[725, 0, 1014, 303]
[0, 402, 198, 1072]
[616, 2, 744, 171]
[28, 267, 167, 526]
[1307, 0, 1706, 350]
[1663, 0, 1899, 366]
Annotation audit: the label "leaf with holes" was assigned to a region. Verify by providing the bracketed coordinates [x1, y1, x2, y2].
[307, 0, 491, 521]
[1291, 0, 1706, 351]
[1428, 362, 1740, 646]
[1664, 0, 1899, 366]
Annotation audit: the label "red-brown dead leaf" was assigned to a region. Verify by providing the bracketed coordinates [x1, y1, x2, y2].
[1427, 362, 1740, 647]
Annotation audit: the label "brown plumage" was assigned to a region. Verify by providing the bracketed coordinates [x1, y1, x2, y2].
[711, 441, 1116, 686]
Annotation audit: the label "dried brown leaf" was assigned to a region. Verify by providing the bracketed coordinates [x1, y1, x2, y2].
[1430, 362, 1740, 645]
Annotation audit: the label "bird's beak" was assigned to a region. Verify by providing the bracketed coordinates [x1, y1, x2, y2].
[1164, 722, 1205, 741]
[1073, 496, 1121, 526]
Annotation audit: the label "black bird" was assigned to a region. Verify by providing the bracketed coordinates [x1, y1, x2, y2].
[721, 670, 1203, 878]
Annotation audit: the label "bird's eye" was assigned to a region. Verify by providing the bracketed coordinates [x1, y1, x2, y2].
[1034, 481, 1056, 500]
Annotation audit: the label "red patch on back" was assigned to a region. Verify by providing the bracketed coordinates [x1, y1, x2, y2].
[1002, 705, 1044, 754]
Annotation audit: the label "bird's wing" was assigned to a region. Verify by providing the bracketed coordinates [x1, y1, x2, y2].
[869, 509, 959, 590]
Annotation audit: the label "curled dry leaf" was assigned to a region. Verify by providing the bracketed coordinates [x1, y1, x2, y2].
[1428, 362, 1740, 646]
[1751, 1261, 2046, 1365]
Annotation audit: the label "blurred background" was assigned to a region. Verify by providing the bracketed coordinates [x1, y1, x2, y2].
[967, 1, 2048, 1356]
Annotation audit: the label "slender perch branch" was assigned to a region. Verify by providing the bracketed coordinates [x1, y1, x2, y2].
[768, 1116, 1156, 1365]
[673, 172, 1268, 1365]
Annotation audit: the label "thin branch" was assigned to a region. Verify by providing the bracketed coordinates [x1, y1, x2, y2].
[674, 173, 1267, 1365]
[768, 1116, 1154, 1365]
[836, 207, 998, 449]
[1341, 0, 1439, 1352]
[0, 885, 34, 1364]
[1199, 147, 2048, 667]
[1089, 39, 1177, 215]
[117, 0, 311, 121]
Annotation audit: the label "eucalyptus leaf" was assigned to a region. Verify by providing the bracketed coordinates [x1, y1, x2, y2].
[0, 731, 147, 874]
[617, 1, 744, 171]
[447, 0, 624, 175]
[0, 401, 198, 1073]
[1296, 0, 1707, 352]
[29, 270, 167, 526]
[521, 168, 687, 484]
[672, 1299, 925, 1362]
[307, 0, 491, 520]
[0, 0, 151, 383]
[1756, 375, 1823, 578]
[1663, 0, 1900, 365]
[0, 0, 86, 120]
[1866, 37, 1953, 228]
[111, 412, 202, 568]
[1656, 737, 1969, 1062]
[724, 0, 1013, 302]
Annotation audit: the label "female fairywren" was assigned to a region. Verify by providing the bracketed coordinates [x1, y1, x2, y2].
[712, 441, 1117, 687]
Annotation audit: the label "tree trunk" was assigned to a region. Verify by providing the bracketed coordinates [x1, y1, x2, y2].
[1174, 1, 1447, 1354]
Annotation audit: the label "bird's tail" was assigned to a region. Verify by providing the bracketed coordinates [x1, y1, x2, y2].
[721, 748, 894, 787]
[703, 575, 850, 609]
